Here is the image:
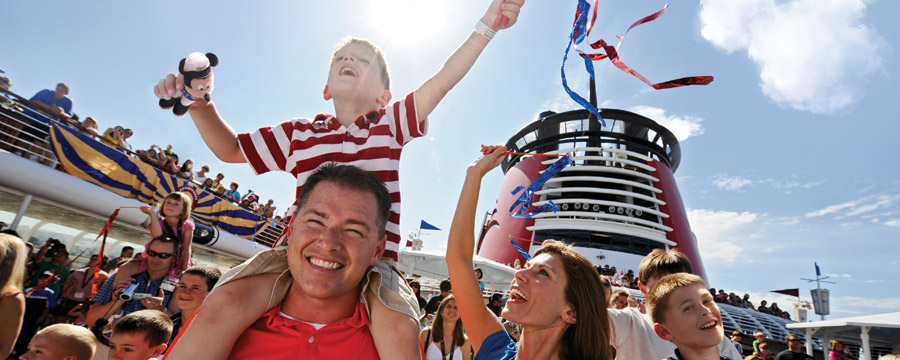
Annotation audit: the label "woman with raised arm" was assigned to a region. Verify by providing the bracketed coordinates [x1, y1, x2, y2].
[446, 145, 616, 360]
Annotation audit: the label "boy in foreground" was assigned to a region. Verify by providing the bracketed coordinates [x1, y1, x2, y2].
[20, 324, 96, 360]
[109, 310, 173, 360]
[155, 0, 525, 358]
[608, 249, 742, 359]
[647, 273, 731, 360]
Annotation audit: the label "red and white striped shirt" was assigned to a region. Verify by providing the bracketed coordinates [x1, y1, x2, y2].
[237, 92, 427, 261]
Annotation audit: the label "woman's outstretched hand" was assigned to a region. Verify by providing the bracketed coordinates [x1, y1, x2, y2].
[468, 145, 507, 178]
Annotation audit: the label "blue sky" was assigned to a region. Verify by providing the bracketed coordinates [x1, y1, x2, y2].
[4, 0, 898, 318]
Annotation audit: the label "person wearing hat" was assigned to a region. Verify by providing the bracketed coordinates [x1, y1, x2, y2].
[29, 82, 73, 122]
[746, 343, 775, 360]
[28, 239, 72, 293]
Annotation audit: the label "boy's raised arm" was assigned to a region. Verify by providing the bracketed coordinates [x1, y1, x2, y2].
[414, 0, 525, 121]
[153, 74, 245, 163]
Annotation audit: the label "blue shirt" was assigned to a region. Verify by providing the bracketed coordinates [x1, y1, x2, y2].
[475, 330, 517, 360]
[225, 189, 240, 201]
[25, 288, 57, 308]
[91, 271, 172, 316]
[26, 89, 72, 124]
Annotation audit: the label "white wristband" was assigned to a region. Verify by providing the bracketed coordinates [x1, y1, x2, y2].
[474, 19, 496, 40]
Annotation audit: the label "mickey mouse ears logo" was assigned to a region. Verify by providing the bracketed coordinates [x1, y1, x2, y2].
[179, 184, 200, 211]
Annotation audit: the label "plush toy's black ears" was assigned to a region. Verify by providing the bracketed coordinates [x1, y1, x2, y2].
[178, 58, 187, 74]
[206, 53, 219, 67]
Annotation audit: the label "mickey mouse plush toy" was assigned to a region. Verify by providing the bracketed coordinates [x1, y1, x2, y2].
[159, 52, 218, 116]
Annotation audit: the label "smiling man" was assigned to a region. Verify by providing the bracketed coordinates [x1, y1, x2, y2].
[172, 164, 392, 359]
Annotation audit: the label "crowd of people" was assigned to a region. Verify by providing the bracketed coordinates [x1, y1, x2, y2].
[0, 79, 281, 222]
[709, 289, 793, 320]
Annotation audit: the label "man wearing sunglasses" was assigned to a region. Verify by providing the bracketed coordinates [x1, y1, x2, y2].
[775, 334, 814, 360]
[87, 236, 180, 327]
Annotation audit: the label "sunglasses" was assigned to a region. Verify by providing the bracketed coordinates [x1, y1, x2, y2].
[787, 339, 803, 343]
[147, 249, 176, 259]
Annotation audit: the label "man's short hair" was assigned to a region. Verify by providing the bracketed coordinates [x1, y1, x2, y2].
[439, 279, 452, 292]
[121, 246, 134, 254]
[57, 82, 70, 91]
[613, 289, 629, 299]
[785, 334, 800, 342]
[646, 273, 707, 324]
[332, 37, 391, 90]
[182, 264, 222, 291]
[295, 163, 391, 236]
[113, 310, 173, 347]
[638, 248, 693, 285]
[34, 323, 97, 360]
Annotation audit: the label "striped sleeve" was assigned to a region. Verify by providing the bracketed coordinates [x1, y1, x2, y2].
[389, 92, 428, 146]
[237, 120, 296, 175]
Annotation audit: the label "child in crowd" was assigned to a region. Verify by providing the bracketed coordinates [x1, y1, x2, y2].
[647, 273, 729, 360]
[168, 264, 221, 343]
[753, 332, 767, 353]
[156, 0, 525, 358]
[19, 323, 96, 360]
[109, 310, 173, 360]
[117, 192, 194, 284]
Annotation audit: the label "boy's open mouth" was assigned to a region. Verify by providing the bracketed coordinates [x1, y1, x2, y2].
[699, 320, 718, 330]
[339, 66, 358, 77]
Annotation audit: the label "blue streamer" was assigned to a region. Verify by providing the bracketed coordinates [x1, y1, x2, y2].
[510, 237, 532, 261]
[509, 155, 572, 218]
[561, 0, 606, 126]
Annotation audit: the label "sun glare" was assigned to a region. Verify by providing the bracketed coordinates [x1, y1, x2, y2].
[367, 0, 451, 44]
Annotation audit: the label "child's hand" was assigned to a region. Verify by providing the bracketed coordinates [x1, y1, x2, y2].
[481, 0, 525, 30]
[154, 73, 185, 101]
[139, 205, 153, 215]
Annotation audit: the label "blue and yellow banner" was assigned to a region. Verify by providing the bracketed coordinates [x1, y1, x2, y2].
[48, 123, 270, 239]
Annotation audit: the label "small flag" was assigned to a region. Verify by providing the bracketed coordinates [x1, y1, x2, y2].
[420, 220, 441, 231]
[771, 288, 800, 297]
[815, 263, 821, 276]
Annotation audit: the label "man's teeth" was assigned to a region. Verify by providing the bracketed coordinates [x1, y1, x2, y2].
[700, 320, 717, 330]
[340, 67, 358, 76]
[310, 257, 343, 270]
[509, 289, 529, 301]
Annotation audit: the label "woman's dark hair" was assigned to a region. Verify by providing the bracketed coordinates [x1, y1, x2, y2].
[431, 295, 466, 352]
[534, 241, 615, 360]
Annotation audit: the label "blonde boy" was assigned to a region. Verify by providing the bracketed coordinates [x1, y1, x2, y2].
[647, 273, 731, 360]
[109, 310, 173, 360]
[20, 324, 96, 360]
[156, 0, 525, 359]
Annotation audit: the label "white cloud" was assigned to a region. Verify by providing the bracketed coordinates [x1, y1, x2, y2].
[699, 0, 889, 114]
[688, 209, 758, 262]
[713, 174, 753, 191]
[805, 193, 900, 218]
[864, 279, 885, 284]
[885, 219, 900, 227]
[628, 106, 705, 141]
[762, 178, 826, 191]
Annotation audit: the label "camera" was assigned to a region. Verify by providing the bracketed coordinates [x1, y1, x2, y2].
[119, 282, 138, 301]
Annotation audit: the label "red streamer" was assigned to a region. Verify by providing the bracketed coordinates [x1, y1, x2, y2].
[578, 3, 713, 90]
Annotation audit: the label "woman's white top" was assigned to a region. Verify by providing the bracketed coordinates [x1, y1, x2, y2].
[425, 341, 463, 360]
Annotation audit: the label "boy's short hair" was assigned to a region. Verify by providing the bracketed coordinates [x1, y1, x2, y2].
[439, 278, 452, 292]
[332, 37, 391, 90]
[754, 332, 765, 338]
[34, 323, 97, 360]
[113, 309, 174, 347]
[613, 289, 629, 299]
[638, 248, 694, 284]
[182, 264, 222, 291]
[646, 273, 707, 324]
